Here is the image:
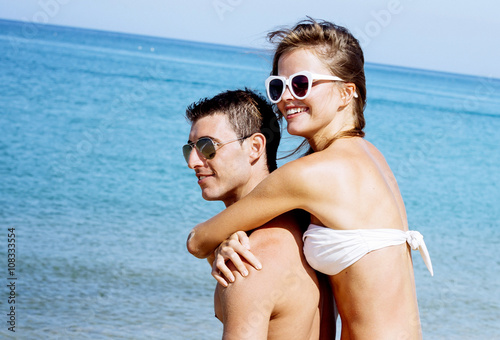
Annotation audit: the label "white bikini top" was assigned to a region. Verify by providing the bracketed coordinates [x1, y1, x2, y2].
[303, 224, 434, 276]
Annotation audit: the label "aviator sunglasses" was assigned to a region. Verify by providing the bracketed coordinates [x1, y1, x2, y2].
[182, 135, 251, 163]
[265, 70, 358, 104]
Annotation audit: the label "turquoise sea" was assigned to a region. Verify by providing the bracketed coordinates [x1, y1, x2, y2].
[0, 19, 499, 339]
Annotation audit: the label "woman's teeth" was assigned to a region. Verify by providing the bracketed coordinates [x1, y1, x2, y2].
[286, 107, 307, 116]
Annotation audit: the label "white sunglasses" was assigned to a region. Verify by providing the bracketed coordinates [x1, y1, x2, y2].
[265, 70, 358, 104]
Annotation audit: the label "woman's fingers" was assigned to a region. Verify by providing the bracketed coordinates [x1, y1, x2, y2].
[220, 239, 262, 272]
[213, 273, 229, 287]
[212, 263, 231, 287]
[212, 247, 235, 284]
[227, 250, 248, 277]
[211, 231, 263, 285]
[228, 232, 262, 270]
[235, 247, 262, 271]
[234, 231, 251, 250]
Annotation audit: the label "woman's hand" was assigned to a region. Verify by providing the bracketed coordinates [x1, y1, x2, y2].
[212, 231, 262, 287]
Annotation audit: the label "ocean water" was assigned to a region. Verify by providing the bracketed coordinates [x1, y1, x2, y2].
[0, 19, 499, 339]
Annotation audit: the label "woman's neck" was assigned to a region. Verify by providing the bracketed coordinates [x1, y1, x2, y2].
[308, 118, 356, 152]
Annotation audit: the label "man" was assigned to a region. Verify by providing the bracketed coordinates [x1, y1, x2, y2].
[183, 89, 334, 339]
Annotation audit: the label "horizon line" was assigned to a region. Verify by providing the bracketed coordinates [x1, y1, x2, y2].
[1, 17, 498, 82]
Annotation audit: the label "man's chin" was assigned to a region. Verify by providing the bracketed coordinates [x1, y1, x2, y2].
[201, 191, 220, 201]
[201, 190, 233, 207]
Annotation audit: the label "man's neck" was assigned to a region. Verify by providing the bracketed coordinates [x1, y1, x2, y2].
[223, 169, 269, 208]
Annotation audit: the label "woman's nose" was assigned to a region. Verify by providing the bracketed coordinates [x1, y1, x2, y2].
[281, 84, 294, 101]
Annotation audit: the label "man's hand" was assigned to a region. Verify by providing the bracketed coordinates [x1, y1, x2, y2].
[212, 231, 262, 287]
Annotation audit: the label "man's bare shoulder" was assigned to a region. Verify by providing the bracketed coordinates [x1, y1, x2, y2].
[228, 210, 317, 294]
[246, 211, 307, 259]
[219, 210, 312, 288]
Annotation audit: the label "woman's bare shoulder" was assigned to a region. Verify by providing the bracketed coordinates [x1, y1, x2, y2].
[299, 142, 367, 180]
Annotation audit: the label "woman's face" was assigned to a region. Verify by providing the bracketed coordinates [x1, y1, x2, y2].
[276, 48, 344, 139]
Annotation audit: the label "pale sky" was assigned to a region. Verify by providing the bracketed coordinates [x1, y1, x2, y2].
[1, 0, 499, 79]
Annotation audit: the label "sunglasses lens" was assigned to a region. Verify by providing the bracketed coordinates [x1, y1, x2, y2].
[182, 138, 217, 162]
[291, 75, 309, 98]
[182, 144, 193, 162]
[269, 78, 284, 102]
[196, 138, 216, 159]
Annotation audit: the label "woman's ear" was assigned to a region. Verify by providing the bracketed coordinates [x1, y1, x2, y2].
[247, 133, 266, 164]
[340, 83, 357, 106]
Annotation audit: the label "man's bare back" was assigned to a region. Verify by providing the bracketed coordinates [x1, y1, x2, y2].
[214, 212, 334, 340]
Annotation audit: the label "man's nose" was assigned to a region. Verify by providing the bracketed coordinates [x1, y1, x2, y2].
[187, 147, 204, 169]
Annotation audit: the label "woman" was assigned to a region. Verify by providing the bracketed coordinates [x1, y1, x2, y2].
[187, 18, 433, 339]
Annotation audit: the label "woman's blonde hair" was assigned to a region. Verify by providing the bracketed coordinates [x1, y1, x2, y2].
[268, 18, 366, 153]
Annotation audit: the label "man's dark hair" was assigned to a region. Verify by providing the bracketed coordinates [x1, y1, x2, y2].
[186, 89, 280, 172]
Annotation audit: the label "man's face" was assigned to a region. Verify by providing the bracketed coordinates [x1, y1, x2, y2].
[186, 114, 252, 206]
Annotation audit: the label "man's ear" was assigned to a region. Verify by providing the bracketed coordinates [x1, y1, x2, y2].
[247, 133, 266, 164]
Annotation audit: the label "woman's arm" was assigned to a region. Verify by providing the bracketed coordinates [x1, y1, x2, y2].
[186, 159, 313, 258]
